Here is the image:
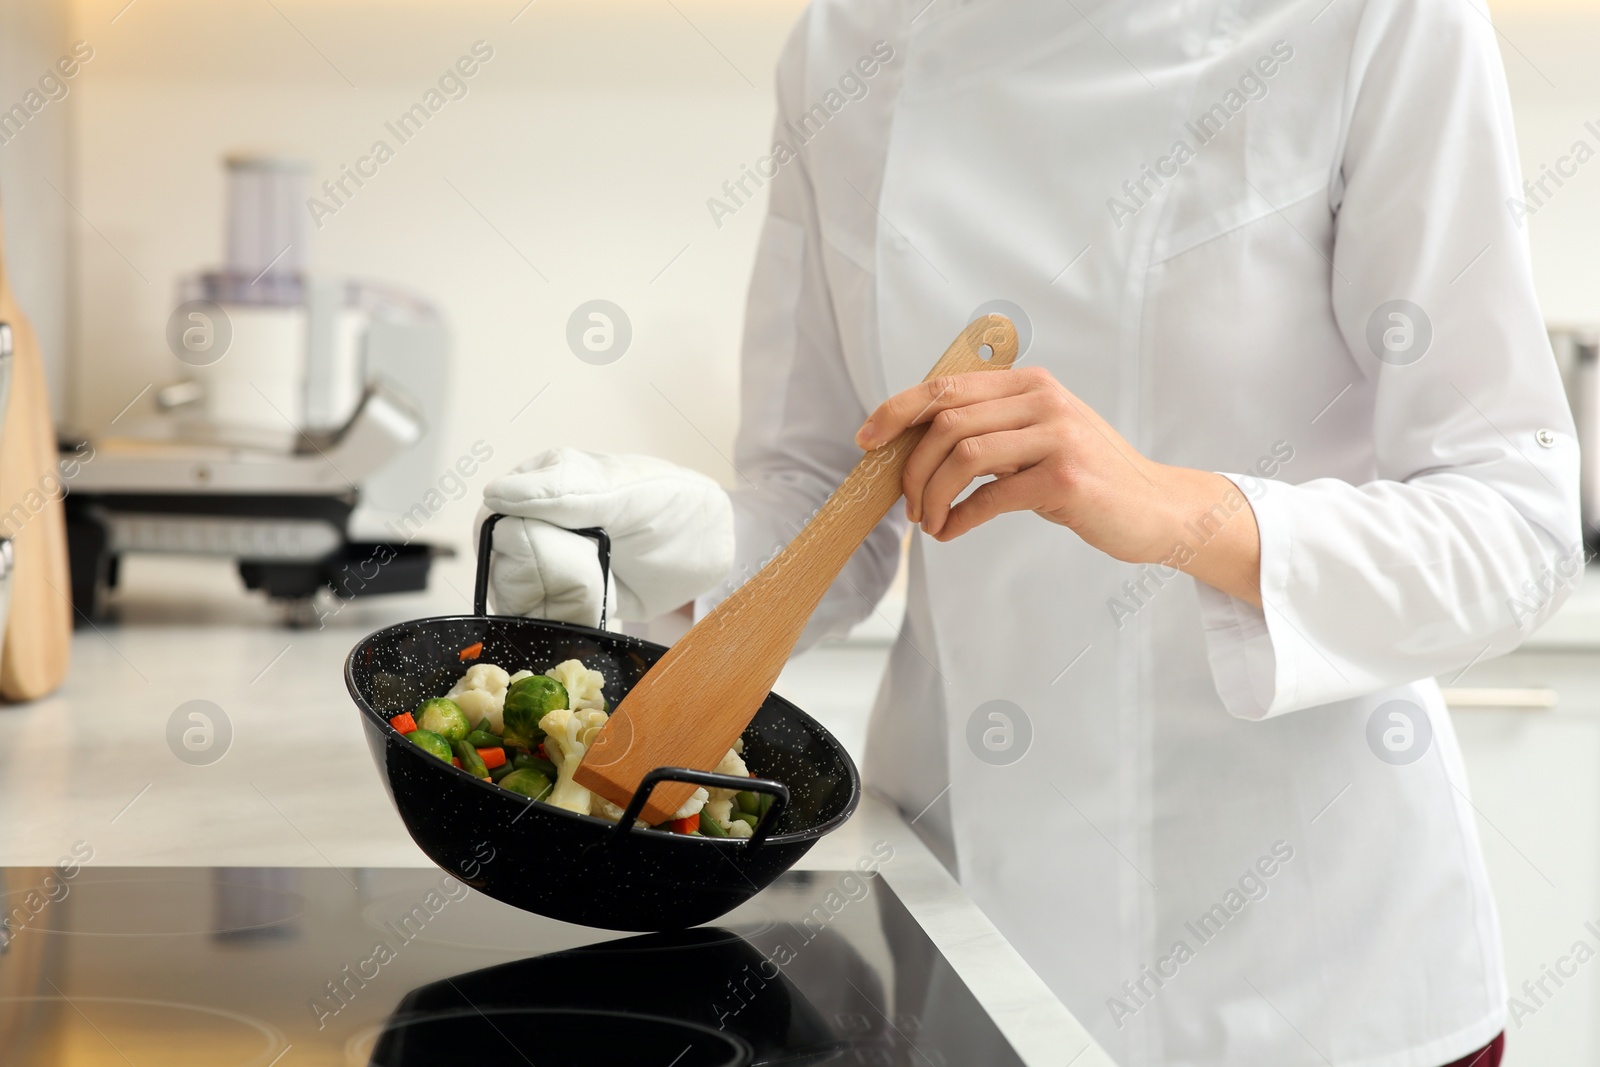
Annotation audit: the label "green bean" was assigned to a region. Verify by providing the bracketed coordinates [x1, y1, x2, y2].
[452, 739, 489, 777]
[735, 791, 762, 816]
[699, 814, 730, 838]
[464, 728, 502, 749]
[732, 811, 760, 831]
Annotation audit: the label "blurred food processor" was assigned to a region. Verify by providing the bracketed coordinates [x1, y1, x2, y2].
[64, 155, 452, 624]
[1549, 325, 1600, 552]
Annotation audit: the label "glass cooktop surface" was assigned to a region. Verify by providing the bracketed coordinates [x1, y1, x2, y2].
[0, 866, 1025, 1066]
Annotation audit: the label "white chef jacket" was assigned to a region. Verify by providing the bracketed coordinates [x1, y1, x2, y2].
[712, 0, 1582, 1063]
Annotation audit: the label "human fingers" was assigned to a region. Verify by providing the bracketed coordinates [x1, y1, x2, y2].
[901, 394, 1052, 523]
[919, 429, 1055, 537]
[854, 369, 1030, 450]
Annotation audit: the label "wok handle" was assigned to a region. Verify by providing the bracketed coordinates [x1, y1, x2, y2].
[474, 513, 613, 630]
[610, 767, 790, 849]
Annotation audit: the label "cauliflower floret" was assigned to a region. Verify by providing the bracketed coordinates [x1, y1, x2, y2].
[725, 819, 753, 839]
[451, 689, 501, 732]
[508, 669, 534, 685]
[538, 707, 611, 815]
[591, 778, 704, 825]
[671, 787, 709, 821]
[590, 795, 627, 823]
[445, 663, 511, 731]
[703, 796, 735, 829]
[714, 748, 748, 779]
[704, 747, 749, 813]
[546, 659, 606, 711]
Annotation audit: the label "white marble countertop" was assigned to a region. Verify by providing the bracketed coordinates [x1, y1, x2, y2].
[0, 555, 1113, 1067]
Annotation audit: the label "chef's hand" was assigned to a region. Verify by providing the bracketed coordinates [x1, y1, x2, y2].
[855, 366, 1263, 607]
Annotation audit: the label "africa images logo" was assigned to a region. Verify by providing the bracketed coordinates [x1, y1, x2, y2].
[1365, 699, 1432, 766]
[1365, 300, 1432, 367]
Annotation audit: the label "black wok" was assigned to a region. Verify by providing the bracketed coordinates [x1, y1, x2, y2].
[345, 514, 862, 931]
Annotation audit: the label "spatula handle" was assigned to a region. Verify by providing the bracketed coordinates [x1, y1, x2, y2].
[666, 313, 1022, 632]
[766, 314, 1022, 578]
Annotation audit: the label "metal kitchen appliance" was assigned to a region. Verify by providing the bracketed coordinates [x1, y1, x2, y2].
[1549, 326, 1600, 551]
[64, 156, 453, 623]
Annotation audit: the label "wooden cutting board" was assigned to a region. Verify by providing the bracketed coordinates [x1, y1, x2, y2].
[0, 194, 73, 701]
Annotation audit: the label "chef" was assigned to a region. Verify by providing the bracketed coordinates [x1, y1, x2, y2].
[481, 0, 1580, 1062]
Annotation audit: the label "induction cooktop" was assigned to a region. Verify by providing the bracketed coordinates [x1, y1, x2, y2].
[0, 866, 1026, 1066]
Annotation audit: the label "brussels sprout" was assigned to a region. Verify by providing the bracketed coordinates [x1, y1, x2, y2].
[408, 729, 453, 762]
[452, 739, 489, 778]
[464, 728, 502, 750]
[512, 753, 559, 779]
[498, 769, 554, 802]
[501, 676, 568, 747]
[414, 697, 470, 741]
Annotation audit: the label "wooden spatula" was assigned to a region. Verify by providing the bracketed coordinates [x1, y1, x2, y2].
[0, 191, 73, 702]
[575, 314, 1020, 823]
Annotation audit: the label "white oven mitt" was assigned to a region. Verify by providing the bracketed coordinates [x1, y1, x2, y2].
[477, 448, 734, 627]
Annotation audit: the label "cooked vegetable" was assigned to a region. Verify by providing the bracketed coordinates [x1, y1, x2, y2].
[513, 753, 558, 779]
[459, 641, 484, 662]
[445, 663, 512, 733]
[672, 788, 710, 820]
[538, 707, 611, 814]
[502, 675, 568, 748]
[425, 657, 771, 835]
[545, 659, 606, 712]
[453, 739, 489, 778]
[415, 697, 470, 741]
[390, 712, 418, 735]
[499, 768, 554, 802]
[464, 728, 502, 749]
[409, 729, 453, 762]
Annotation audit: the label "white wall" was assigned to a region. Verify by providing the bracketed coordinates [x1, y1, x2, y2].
[1494, 1, 1600, 326]
[63, 0, 805, 552]
[0, 0, 72, 416]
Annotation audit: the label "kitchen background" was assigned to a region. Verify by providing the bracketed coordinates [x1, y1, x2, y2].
[1, 0, 1599, 1062]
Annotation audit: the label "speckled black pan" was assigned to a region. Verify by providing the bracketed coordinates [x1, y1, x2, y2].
[344, 516, 862, 931]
